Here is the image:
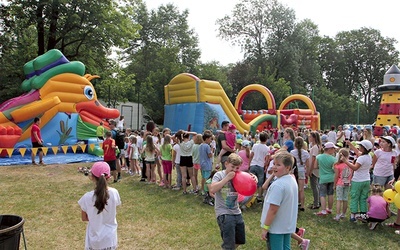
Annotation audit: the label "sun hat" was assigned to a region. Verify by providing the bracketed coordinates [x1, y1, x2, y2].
[228, 124, 236, 130]
[324, 142, 338, 149]
[91, 162, 111, 178]
[356, 140, 373, 151]
[336, 142, 344, 148]
[241, 140, 250, 147]
[380, 136, 396, 147]
[273, 143, 281, 149]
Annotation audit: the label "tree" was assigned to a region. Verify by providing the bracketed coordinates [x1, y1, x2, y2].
[0, 0, 141, 103]
[321, 28, 399, 123]
[126, 3, 201, 123]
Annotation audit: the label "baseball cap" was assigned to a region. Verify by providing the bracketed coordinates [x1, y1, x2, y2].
[380, 136, 396, 147]
[241, 140, 250, 147]
[324, 142, 338, 149]
[356, 140, 373, 151]
[321, 134, 328, 143]
[91, 162, 111, 178]
[228, 124, 237, 130]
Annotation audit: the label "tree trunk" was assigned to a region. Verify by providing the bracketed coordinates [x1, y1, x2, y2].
[47, 0, 59, 51]
[36, 2, 45, 55]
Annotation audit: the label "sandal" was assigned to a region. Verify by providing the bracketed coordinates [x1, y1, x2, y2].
[385, 222, 400, 229]
[308, 205, 320, 210]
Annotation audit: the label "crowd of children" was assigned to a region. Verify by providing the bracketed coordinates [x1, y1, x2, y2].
[83, 121, 400, 249]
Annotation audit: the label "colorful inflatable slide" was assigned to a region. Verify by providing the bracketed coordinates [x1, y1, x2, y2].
[0, 49, 119, 158]
[163, 73, 320, 134]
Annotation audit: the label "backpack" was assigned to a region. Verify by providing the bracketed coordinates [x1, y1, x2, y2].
[114, 129, 125, 149]
[341, 166, 351, 186]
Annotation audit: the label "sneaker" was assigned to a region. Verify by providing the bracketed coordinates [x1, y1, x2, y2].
[182, 191, 188, 195]
[139, 178, 146, 182]
[208, 200, 214, 206]
[349, 217, 357, 222]
[369, 222, 378, 230]
[256, 197, 263, 204]
[296, 228, 306, 238]
[172, 186, 181, 191]
[315, 211, 327, 216]
[340, 213, 346, 219]
[299, 239, 310, 250]
[333, 215, 340, 221]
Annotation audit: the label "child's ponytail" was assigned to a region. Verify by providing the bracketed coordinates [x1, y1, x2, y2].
[94, 175, 109, 214]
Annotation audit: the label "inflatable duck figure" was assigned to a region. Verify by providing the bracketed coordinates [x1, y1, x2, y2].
[0, 49, 119, 156]
[374, 65, 400, 136]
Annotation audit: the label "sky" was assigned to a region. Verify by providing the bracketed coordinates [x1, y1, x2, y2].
[146, 0, 400, 65]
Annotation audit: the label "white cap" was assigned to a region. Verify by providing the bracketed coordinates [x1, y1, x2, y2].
[356, 140, 373, 151]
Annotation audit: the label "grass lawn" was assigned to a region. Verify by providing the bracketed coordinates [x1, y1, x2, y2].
[1, 163, 400, 249]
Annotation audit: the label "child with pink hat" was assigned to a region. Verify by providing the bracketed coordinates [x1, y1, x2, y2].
[78, 162, 121, 249]
[216, 123, 237, 169]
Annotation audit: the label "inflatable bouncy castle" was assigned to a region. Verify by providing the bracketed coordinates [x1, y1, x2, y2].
[0, 49, 119, 157]
[163, 73, 320, 134]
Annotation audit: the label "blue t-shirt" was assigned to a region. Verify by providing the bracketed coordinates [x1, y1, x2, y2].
[199, 143, 212, 171]
[284, 140, 294, 152]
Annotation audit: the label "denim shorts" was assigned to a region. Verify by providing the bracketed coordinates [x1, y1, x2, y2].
[217, 214, 245, 250]
[249, 165, 265, 187]
[319, 182, 334, 197]
[373, 175, 394, 186]
[336, 185, 350, 201]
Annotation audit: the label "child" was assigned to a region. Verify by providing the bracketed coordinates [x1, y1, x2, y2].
[359, 184, 390, 230]
[123, 137, 130, 171]
[177, 130, 197, 194]
[78, 162, 121, 249]
[129, 135, 141, 176]
[203, 170, 217, 206]
[210, 153, 246, 249]
[249, 132, 270, 203]
[238, 140, 251, 172]
[216, 123, 237, 169]
[172, 136, 182, 190]
[333, 149, 353, 221]
[290, 137, 310, 211]
[341, 140, 373, 222]
[199, 132, 214, 195]
[371, 136, 397, 189]
[192, 134, 203, 191]
[142, 135, 160, 183]
[160, 134, 173, 188]
[96, 121, 104, 140]
[260, 151, 299, 249]
[102, 131, 118, 182]
[314, 142, 337, 216]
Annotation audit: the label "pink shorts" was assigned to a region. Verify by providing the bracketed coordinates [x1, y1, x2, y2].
[162, 160, 173, 174]
[193, 163, 201, 170]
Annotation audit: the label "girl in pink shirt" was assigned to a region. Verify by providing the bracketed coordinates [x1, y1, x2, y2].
[238, 140, 251, 171]
[333, 149, 353, 221]
[359, 184, 390, 230]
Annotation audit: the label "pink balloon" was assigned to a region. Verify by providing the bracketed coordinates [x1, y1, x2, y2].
[233, 171, 257, 196]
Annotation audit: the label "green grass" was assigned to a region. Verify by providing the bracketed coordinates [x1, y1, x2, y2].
[1, 163, 400, 249]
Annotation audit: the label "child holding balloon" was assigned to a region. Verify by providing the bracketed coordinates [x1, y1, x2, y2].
[210, 153, 246, 250]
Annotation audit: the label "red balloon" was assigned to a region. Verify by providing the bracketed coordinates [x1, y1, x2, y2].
[238, 193, 245, 203]
[233, 171, 257, 196]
